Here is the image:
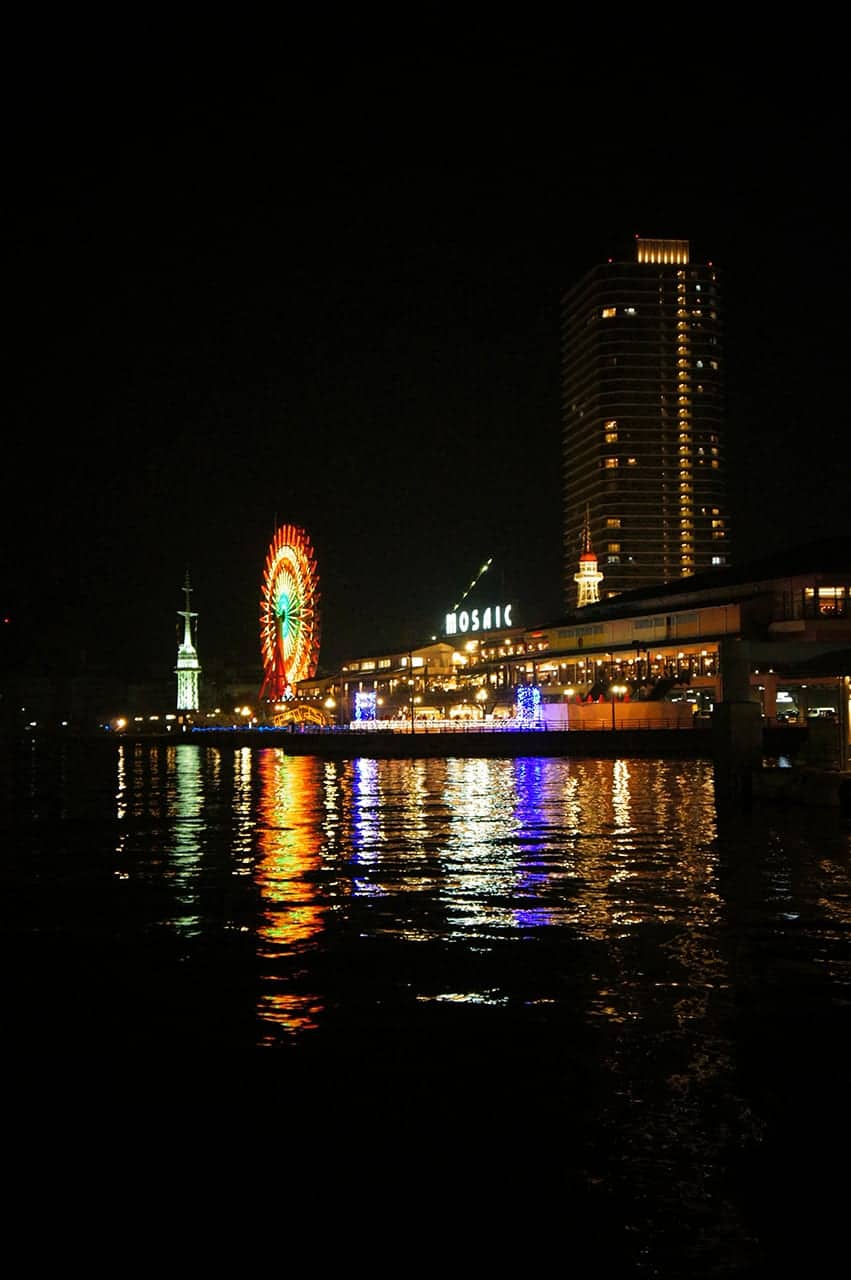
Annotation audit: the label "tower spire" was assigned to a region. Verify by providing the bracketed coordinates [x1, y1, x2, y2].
[580, 503, 593, 555]
[574, 507, 603, 608]
[175, 570, 201, 713]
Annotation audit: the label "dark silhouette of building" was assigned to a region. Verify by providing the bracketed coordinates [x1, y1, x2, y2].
[561, 236, 730, 605]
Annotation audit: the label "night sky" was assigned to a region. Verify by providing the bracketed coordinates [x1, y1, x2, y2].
[5, 57, 849, 683]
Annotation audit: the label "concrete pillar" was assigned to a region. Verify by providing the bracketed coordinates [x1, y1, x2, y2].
[719, 637, 753, 704]
[714, 638, 762, 804]
[761, 672, 778, 721]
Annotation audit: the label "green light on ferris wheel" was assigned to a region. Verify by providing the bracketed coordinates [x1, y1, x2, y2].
[277, 593, 302, 642]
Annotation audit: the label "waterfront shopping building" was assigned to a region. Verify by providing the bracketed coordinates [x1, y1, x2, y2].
[561, 237, 730, 605]
[296, 537, 851, 740]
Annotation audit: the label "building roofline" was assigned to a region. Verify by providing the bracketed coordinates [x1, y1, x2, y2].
[540, 536, 851, 630]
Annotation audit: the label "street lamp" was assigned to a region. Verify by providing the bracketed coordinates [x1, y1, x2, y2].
[610, 683, 627, 729]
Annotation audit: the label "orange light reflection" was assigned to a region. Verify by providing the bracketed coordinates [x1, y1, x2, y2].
[255, 751, 325, 1038]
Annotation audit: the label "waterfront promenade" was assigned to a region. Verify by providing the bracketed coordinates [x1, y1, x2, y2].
[187, 725, 709, 757]
[127, 721, 810, 761]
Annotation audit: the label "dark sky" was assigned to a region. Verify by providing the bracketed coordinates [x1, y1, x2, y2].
[5, 57, 849, 682]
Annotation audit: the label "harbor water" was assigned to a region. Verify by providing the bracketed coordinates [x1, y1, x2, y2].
[2, 735, 850, 1273]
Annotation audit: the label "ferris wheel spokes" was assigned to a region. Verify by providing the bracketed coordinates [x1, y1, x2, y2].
[258, 523, 321, 705]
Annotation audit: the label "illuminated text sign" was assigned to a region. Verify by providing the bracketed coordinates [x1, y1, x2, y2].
[445, 603, 513, 636]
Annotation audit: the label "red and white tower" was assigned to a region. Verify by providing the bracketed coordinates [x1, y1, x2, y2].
[574, 506, 603, 608]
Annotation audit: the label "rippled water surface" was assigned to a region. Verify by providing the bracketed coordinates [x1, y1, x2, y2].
[3, 737, 849, 1273]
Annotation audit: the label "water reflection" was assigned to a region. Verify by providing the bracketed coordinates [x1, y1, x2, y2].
[231, 746, 254, 869]
[167, 743, 204, 934]
[254, 751, 325, 1038]
[513, 757, 553, 928]
[348, 756, 382, 896]
[439, 758, 519, 940]
[111, 742, 207, 937]
[340, 758, 451, 937]
[9, 739, 850, 1273]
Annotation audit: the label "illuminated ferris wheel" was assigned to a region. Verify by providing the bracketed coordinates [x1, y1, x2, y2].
[258, 523, 321, 703]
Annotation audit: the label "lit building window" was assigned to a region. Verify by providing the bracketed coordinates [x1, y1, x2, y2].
[605, 457, 619, 469]
[627, 457, 637, 466]
[601, 307, 616, 318]
[805, 586, 847, 616]
[606, 517, 621, 528]
[608, 542, 621, 553]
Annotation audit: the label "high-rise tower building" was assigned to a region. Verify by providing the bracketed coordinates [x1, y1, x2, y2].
[561, 236, 730, 604]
